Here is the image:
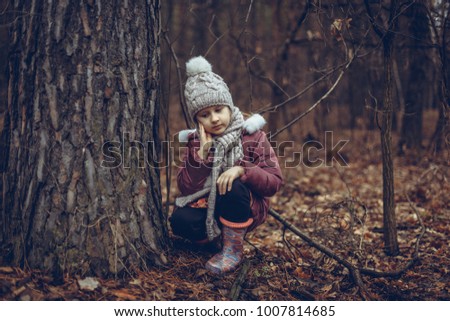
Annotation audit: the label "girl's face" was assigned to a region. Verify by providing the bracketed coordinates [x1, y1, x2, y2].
[195, 105, 232, 136]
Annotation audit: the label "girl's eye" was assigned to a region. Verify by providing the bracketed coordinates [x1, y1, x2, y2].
[215, 107, 223, 113]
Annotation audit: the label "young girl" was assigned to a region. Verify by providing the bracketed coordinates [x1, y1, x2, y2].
[170, 56, 283, 275]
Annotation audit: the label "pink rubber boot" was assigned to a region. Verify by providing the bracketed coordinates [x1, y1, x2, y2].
[205, 217, 253, 275]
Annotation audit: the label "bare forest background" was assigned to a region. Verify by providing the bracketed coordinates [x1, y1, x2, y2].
[159, 0, 448, 151]
[0, 0, 449, 300]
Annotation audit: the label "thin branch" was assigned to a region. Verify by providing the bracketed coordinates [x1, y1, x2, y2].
[163, 32, 192, 128]
[349, 267, 373, 300]
[269, 57, 352, 139]
[257, 16, 374, 135]
[204, 32, 227, 57]
[0, 2, 10, 16]
[268, 206, 425, 294]
[405, 193, 426, 261]
[244, 0, 254, 23]
[256, 62, 345, 114]
[279, 0, 312, 60]
[282, 226, 300, 261]
[232, 1, 312, 112]
[269, 208, 356, 271]
[363, 0, 390, 39]
[230, 38, 291, 97]
[233, 0, 255, 109]
[229, 259, 251, 300]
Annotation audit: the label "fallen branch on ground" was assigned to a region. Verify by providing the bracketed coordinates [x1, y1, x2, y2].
[268, 206, 425, 299]
[229, 259, 251, 300]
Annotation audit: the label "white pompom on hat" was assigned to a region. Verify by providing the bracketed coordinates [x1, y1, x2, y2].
[184, 56, 234, 121]
[186, 56, 212, 76]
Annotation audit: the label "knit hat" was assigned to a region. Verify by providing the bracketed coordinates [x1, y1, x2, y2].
[184, 56, 234, 122]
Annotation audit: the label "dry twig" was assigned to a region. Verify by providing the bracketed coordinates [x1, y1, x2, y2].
[268, 206, 426, 299]
[162, 33, 192, 128]
[229, 259, 251, 301]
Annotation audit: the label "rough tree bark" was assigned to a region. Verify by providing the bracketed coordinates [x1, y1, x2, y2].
[1, 0, 169, 277]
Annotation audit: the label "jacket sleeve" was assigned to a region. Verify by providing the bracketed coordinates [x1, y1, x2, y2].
[237, 131, 283, 197]
[176, 137, 213, 196]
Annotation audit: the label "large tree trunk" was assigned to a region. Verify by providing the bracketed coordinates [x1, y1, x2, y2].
[1, 0, 168, 277]
[398, 0, 432, 153]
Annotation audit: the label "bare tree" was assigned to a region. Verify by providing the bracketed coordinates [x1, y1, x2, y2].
[365, 0, 400, 256]
[1, 0, 168, 277]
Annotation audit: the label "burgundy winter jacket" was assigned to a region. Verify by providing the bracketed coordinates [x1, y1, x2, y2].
[176, 129, 283, 231]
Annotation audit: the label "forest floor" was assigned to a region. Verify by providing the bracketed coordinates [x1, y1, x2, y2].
[0, 130, 449, 301]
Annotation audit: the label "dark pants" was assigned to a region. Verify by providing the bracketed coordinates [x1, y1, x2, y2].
[170, 179, 251, 241]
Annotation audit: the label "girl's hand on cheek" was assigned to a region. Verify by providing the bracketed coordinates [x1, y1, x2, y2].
[198, 124, 213, 160]
[216, 166, 244, 195]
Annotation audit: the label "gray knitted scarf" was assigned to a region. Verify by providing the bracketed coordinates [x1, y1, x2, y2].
[175, 106, 245, 240]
